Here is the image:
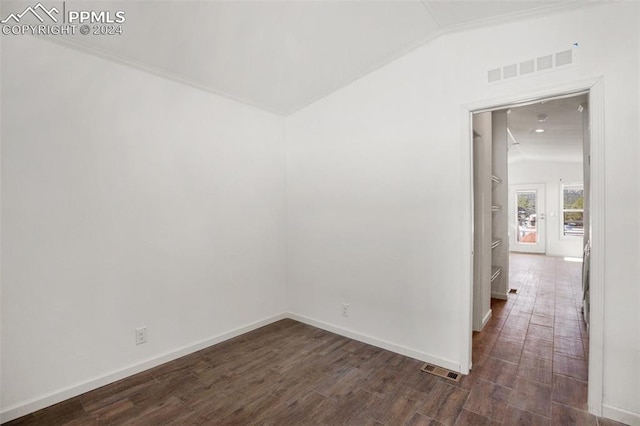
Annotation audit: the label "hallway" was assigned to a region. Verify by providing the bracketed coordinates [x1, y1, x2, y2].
[469, 253, 621, 424]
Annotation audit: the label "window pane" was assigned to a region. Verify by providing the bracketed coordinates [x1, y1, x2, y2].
[563, 185, 584, 237]
[563, 187, 584, 209]
[517, 191, 537, 244]
[563, 212, 584, 236]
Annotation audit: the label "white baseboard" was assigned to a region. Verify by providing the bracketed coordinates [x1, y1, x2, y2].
[491, 292, 508, 300]
[0, 313, 288, 423]
[288, 312, 461, 372]
[481, 309, 493, 328]
[2, 311, 503, 422]
[602, 404, 640, 426]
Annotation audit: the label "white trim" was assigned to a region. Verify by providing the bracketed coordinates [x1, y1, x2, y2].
[2, 305, 618, 423]
[470, 88, 589, 115]
[491, 292, 508, 300]
[288, 313, 461, 373]
[461, 76, 605, 417]
[481, 309, 493, 329]
[1, 310, 465, 423]
[461, 108, 474, 374]
[602, 404, 640, 426]
[587, 78, 605, 417]
[0, 313, 289, 423]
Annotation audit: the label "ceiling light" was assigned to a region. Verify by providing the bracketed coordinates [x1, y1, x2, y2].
[535, 128, 545, 133]
[537, 114, 547, 122]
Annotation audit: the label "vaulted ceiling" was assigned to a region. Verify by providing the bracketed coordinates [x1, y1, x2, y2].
[38, 0, 601, 115]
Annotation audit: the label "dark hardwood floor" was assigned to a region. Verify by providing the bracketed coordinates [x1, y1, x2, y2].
[4, 255, 627, 425]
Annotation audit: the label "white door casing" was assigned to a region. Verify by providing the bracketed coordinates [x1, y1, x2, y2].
[461, 77, 604, 416]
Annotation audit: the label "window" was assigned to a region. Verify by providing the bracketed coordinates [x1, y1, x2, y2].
[562, 184, 584, 237]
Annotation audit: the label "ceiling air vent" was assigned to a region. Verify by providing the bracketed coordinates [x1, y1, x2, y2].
[487, 45, 577, 84]
[536, 55, 553, 71]
[503, 64, 517, 79]
[519, 59, 535, 75]
[488, 68, 502, 83]
[555, 49, 573, 66]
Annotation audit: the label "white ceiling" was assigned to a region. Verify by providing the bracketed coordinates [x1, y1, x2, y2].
[32, 0, 600, 114]
[507, 93, 588, 164]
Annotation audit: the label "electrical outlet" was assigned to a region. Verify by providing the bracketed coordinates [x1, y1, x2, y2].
[342, 303, 349, 318]
[135, 327, 147, 345]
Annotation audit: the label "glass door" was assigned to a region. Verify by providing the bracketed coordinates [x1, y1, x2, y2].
[512, 184, 546, 253]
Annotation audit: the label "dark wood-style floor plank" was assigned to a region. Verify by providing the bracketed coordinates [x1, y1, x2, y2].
[4, 255, 625, 426]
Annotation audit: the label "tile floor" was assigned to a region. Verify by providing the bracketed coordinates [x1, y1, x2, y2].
[465, 253, 620, 425]
[4, 254, 628, 425]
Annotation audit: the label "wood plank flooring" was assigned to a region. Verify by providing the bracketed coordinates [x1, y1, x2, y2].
[4, 255, 627, 425]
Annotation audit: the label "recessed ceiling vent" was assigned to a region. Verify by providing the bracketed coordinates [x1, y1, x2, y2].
[487, 47, 575, 84]
[555, 49, 573, 66]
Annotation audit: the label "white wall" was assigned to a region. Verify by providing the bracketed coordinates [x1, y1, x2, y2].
[508, 161, 584, 257]
[2, 2, 639, 424]
[1, 36, 287, 418]
[286, 2, 639, 422]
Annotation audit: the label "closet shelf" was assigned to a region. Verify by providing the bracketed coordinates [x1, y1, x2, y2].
[491, 239, 502, 249]
[491, 267, 502, 283]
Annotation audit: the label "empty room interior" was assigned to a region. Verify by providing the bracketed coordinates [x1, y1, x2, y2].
[1, 0, 639, 425]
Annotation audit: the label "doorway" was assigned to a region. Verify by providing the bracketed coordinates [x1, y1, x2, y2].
[472, 92, 588, 333]
[463, 79, 605, 416]
[472, 92, 586, 322]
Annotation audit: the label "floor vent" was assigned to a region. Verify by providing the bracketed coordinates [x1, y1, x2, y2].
[509, 288, 519, 294]
[420, 363, 461, 382]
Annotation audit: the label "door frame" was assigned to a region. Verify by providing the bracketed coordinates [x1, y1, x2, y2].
[460, 77, 604, 416]
[510, 183, 547, 254]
